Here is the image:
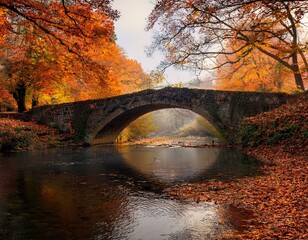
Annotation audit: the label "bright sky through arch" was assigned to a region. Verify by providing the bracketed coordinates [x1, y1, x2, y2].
[113, 0, 196, 85]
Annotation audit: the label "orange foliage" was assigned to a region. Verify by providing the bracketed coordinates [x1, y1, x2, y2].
[86, 42, 147, 95]
[147, 0, 308, 90]
[216, 43, 296, 92]
[0, 0, 121, 111]
[0, 1, 150, 111]
[0, 89, 14, 111]
[0, 0, 118, 52]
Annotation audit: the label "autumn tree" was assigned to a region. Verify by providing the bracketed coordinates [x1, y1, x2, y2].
[216, 41, 295, 92]
[178, 115, 220, 138]
[0, 0, 119, 112]
[0, 89, 14, 111]
[0, 24, 117, 112]
[147, 0, 308, 91]
[0, 28, 61, 112]
[0, 0, 118, 54]
[139, 70, 165, 89]
[94, 44, 148, 94]
[117, 113, 157, 143]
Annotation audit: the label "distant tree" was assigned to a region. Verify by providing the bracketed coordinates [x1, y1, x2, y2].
[140, 70, 165, 89]
[117, 113, 157, 143]
[178, 115, 220, 137]
[147, 0, 308, 90]
[95, 45, 148, 93]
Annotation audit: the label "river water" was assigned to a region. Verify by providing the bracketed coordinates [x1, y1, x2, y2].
[0, 145, 261, 239]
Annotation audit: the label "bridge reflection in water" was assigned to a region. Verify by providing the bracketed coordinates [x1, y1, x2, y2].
[0, 145, 261, 239]
[119, 146, 219, 183]
[118, 146, 261, 184]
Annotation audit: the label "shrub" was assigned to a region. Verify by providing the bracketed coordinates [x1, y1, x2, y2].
[238, 123, 262, 147]
[0, 132, 33, 152]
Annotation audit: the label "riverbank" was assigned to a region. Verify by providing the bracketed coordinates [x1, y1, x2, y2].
[114, 136, 307, 237]
[0, 118, 76, 152]
[166, 146, 307, 239]
[165, 93, 308, 239]
[120, 136, 222, 147]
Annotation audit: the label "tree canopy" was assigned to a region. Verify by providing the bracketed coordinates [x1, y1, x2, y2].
[0, 0, 161, 114]
[0, 0, 124, 112]
[147, 0, 308, 90]
[0, 0, 119, 52]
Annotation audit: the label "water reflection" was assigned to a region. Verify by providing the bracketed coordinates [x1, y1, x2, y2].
[119, 146, 261, 184]
[119, 147, 219, 183]
[0, 146, 260, 239]
[110, 199, 221, 240]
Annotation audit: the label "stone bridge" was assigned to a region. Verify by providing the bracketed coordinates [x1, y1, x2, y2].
[22, 87, 288, 144]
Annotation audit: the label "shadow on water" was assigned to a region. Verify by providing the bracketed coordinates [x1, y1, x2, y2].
[0, 145, 262, 239]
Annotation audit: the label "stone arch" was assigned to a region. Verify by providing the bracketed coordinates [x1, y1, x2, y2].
[21, 87, 288, 144]
[84, 102, 223, 144]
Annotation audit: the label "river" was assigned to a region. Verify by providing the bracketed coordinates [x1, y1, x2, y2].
[0, 145, 261, 239]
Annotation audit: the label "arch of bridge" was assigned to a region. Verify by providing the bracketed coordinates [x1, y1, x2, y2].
[21, 87, 288, 144]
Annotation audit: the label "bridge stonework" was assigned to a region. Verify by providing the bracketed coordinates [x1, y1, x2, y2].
[22, 88, 288, 144]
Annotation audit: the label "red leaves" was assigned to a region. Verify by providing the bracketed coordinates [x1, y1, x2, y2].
[165, 94, 308, 239]
[240, 93, 308, 153]
[0, 0, 124, 106]
[167, 148, 308, 239]
[0, 118, 74, 151]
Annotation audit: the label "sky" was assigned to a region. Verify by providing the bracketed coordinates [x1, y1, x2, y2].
[113, 0, 196, 85]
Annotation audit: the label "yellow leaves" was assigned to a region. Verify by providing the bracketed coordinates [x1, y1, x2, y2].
[192, 11, 199, 19]
[0, 0, 148, 108]
[117, 113, 157, 143]
[187, 10, 200, 21]
[216, 45, 295, 92]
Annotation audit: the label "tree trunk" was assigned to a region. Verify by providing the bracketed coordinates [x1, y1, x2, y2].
[12, 81, 27, 113]
[292, 52, 305, 91]
[294, 72, 305, 91]
[32, 93, 39, 108]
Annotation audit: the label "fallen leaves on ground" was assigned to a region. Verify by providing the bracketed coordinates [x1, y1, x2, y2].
[166, 93, 308, 239]
[167, 148, 307, 239]
[0, 118, 75, 151]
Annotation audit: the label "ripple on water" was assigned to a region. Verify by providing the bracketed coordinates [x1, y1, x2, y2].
[95, 195, 225, 240]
